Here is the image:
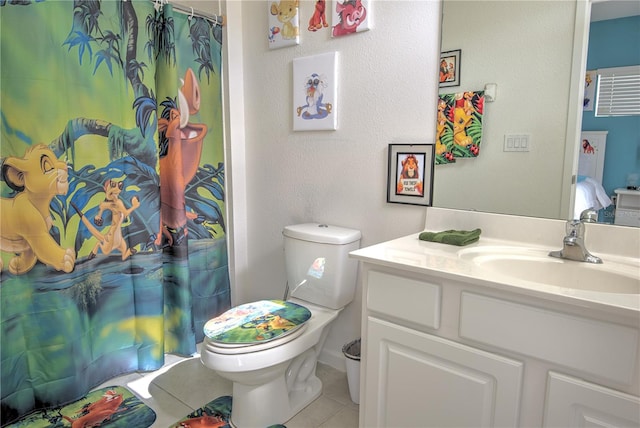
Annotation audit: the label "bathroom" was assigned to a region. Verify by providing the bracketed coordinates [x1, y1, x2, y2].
[1, 0, 638, 427]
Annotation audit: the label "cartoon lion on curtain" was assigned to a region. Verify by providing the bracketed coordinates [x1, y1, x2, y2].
[0, 145, 76, 274]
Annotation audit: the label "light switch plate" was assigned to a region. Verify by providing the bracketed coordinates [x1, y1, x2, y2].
[504, 134, 531, 152]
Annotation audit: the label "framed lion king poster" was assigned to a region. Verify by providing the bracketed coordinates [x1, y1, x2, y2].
[387, 143, 435, 206]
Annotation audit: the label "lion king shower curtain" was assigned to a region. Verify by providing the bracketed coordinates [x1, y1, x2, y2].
[0, 1, 230, 424]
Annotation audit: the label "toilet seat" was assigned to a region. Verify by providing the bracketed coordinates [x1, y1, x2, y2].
[204, 300, 311, 355]
[206, 324, 307, 354]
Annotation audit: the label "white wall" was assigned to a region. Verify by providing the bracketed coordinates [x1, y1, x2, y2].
[180, 0, 442, 368]
[232, 0, 442, 368]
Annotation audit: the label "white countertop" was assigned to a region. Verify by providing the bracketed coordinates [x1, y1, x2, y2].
[350, 232, 640, 316]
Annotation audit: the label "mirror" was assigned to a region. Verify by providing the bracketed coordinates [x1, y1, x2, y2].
[433, 0, 640, 226]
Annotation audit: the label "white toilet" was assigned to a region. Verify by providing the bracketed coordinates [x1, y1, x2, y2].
[200, 223, 361, 428]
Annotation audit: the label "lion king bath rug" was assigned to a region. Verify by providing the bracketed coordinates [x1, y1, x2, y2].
[170, 395, 286, 428]
[4, 386, 155, 428]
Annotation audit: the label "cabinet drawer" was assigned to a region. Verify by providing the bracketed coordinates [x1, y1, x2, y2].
[368, 270, 441, 329]
[459, 292, 638, 384]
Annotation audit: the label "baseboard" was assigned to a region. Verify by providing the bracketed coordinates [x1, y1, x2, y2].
[318, 348, 346, 372]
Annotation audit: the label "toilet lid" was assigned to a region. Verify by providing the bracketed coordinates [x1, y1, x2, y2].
[203, 300, 312, 345]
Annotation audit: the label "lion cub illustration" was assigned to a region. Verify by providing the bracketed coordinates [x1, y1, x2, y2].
[1, 144, 76, 275]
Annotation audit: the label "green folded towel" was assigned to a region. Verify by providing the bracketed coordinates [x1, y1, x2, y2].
[418, 228, 481, 246]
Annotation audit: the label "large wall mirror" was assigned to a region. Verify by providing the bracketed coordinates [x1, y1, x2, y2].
[433, 0, 640, 227]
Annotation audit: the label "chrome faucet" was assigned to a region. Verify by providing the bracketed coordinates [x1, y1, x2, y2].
[549, 209, 603, 264]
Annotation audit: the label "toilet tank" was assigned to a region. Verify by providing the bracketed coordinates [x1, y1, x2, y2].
[283, 223, 361, 310]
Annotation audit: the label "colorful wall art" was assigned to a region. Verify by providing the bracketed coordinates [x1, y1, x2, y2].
[387, 143, 435, 206]
[331, 0, 371, 37]
[584, 70, 596, 111]
[293, 52, 338, 131]
[307, 0, 330, 32]
[268, 0, 300, 49]
[439, 49, 461, 88]
[435, 91, 485, 165]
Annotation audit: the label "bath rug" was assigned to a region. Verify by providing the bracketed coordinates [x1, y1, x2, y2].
[170, 395, 286, 428]
[5, 386, 155, 428]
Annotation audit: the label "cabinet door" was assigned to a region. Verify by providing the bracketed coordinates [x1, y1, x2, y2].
[363, 317, 523, 427]
[544, 372, 640, 428]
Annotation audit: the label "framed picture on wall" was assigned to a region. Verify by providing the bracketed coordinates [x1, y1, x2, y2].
[439, 49, 461, 87]
[387, 143, 435, 206]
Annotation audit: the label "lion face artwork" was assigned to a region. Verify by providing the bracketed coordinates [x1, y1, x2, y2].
[0, 144, 76, 274]
[396, 154, 424, 196]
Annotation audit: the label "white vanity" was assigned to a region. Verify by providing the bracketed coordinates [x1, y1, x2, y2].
[350, 208, 640, 427]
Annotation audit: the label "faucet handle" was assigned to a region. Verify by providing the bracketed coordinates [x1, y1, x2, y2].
[565, 219, 583, 237]
[579, 208, 598, 223]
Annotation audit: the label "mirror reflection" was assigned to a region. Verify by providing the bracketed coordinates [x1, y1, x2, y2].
[433, 0, 640, 227]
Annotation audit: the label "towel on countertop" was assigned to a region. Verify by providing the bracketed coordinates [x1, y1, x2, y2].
[418, 228, 482, 246]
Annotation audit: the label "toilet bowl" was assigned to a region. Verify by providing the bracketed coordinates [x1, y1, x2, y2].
[201, 299, 340, 427]
[200, 223, 361, 428]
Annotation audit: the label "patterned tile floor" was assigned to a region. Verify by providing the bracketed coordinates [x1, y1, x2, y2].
[92, 344, 359, 427]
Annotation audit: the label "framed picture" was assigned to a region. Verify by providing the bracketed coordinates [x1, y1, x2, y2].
[439, 49, 461, 88]
[387, 143, 435, 206]
[293, 52, 338, 131]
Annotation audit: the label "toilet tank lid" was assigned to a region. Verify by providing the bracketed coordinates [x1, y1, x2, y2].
[283, 223, 361, 245]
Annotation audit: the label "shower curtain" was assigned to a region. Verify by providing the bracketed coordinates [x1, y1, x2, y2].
[0, 1, 230, 425]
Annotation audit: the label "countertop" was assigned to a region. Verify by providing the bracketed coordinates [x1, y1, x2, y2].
[350, 232, 640, 316]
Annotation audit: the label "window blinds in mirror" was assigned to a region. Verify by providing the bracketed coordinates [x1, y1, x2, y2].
[595, 65, 640, 117]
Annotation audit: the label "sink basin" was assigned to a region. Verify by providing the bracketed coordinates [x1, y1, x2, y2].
[458, 246, 640, 294]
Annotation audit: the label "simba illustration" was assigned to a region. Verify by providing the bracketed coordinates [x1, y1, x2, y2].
[297, 73, 332, 119]
[396, 154, 423, 196]
[453, 107, 474, 147]
[270, 0, 299, 40]
[61, 389, 124, 428]
[0, 144, 76, 275]
[308, 0, 328, 31]
[332, 0, 367, 37]
[157, 68, 208, 247]
[73, 178, 140, 260]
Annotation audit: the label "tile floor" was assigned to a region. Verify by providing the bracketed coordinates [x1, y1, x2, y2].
[92, 344, 359, 428]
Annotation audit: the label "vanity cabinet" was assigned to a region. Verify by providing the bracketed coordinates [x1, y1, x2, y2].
[357, 265, 640, 428]
[544, 372, 640, 427]
[365, 317, 523, 427]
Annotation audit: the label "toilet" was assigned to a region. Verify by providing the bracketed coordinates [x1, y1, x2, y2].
[200, 223, 361, 428]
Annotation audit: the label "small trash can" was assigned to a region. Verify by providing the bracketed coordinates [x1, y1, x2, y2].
[342, 338, 361, 404]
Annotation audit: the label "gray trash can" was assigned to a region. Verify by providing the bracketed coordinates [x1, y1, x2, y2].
[342, 338, 361, 404]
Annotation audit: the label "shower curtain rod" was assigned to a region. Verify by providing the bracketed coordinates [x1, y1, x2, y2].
[149, 0, 225, 26]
